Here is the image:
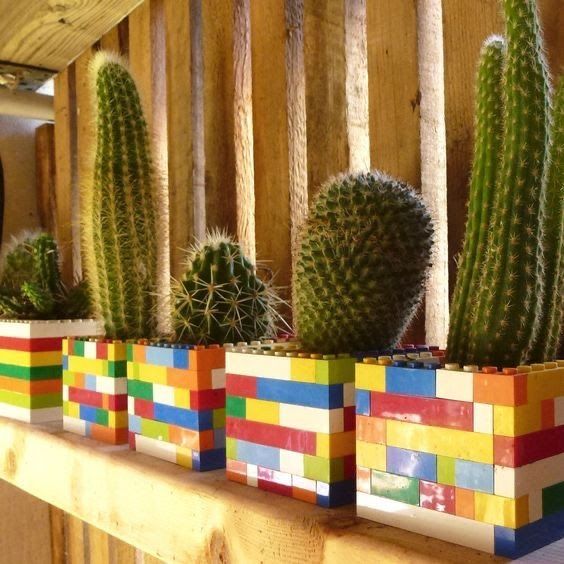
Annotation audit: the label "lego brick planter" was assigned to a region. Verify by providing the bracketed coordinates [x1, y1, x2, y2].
[225, 347, 356, 507]
[127, 342, 227, 471]
[0, 320, 100, 423]
[62, 338, 128, 444]
[355, 358, 564, 559]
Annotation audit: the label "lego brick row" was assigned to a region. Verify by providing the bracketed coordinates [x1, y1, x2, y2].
[128, 342, 225, 371]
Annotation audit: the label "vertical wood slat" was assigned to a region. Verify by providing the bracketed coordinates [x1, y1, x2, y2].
[35, 123, 58, 234]
[88, 524, 110, 564]
[417, 0, 449, 348]
[49, 506, 66, 564]
[65, 513, 87, 564]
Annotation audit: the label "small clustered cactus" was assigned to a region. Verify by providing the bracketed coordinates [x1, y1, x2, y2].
[0, 232, 90, 320]
[82, 51, 159, 340]
[172, 230, 286, 345]
[293, 171, 434, 354]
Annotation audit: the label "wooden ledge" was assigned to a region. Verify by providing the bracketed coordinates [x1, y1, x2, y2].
[0, 417, 503, 563]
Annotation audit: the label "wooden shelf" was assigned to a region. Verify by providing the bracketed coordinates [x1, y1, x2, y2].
[0, 417, 503, 563]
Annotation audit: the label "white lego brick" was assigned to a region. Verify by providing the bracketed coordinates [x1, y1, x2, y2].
[95, 375, 128, 395]
[528, 490, 543, 523]
[246, 463, 258, 487]
[134, 434, 177, 463]
[494, 452, 564, 497]
[83, 340, 98, 359]
[226, 351, 291, 380]
[555, 397, 564, 426]
[152, 383, 175, 406]
[279, 403, 343, 434]
[343, 382, 355, 407]
[316, 481, 330, 496]
[128, 396, 135, 413]
[474, 403, 493, 434]
[62, 385, 69, 401]
[212, 368, 226, 389]
[357, 492, 495, 554]
[279, 449, 304, 476]
[63, 415, 87, 435]
[0, 319, 102, 339]
[0, 403, 62, 424]
[293, 475, 316, 492]
[436, 369, 474, 402]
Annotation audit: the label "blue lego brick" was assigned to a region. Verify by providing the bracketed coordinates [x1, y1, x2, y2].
[235, 438, 281, 470]
[494, 508, 564, 558]
[145, 345, 176, 368]
[129, 413, 142, 434]
[386, 446, 437, 482]
[214, 427, 226, 448]
[85, 374, 97, 391]
[316, 479, 356, 508]
[356, 389, 371, 416]
[385, 366, 436, 398]
[79, 404, 100, 424]
[62, 356, 68, 370]
[153, 402, 213, 431]
[455, 459, 494, 493]
[255, 377, 343, 409]
[192, 447, 226, 471]
[172, 347, 189, 369]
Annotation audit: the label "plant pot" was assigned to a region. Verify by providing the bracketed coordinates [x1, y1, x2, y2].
[355, 358, 564, 559]
[62, 337, 129, 444]
[225, 344, 356, 507]
[127, 342, 227, 471]
[0, 319, 101, 423]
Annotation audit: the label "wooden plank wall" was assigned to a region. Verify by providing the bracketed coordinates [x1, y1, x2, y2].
[31, 1, 563, 558]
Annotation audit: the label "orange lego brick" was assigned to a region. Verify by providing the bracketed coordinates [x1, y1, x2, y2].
[90, 424, 128, 445]
[132, 343, 147, 363]
[292, 486, 317, 504]
[541, 399, 555, 429]
[226, 459, 247, 484]
[0, 375, 61, 395]
[356, 415, 386, 444]
[189, 346, 225, 371]
[357, 465, 371, 494]
[456, 487, 475, 520]
[474, 369, 528, 406]
[169, 426, 214, 451]
[166, 368, 212, 390]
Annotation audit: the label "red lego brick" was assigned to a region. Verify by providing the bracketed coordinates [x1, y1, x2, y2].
[226, 373, 257, 398]
[190, 388, 226, 410]
[542, 399, 555, 429]
[68, 387, 127, 411]
[134, 397, 155, 419]
[343, 406, 356, 431]
[420, 480, 456, 514]
[96, 341, 108, 360]
[343, 454, 356, 479]
[0, 336, 63, 352]
[258, 467, 293, 497]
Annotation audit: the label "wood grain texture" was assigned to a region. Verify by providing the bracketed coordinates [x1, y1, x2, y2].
[304, 0, 348, 195]
[0, 0, 143, 70]
[202, 0, 237, 235]
[251, 0, 292, 289]
[35, 123, 58, 234]
[49, 506, 65, 564]
[88, 524, 110, 564]
[65, 514, 86, 564]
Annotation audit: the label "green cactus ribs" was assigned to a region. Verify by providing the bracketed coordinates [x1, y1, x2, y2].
[294, 171, 434, 355]
[172, 230, 287, 345]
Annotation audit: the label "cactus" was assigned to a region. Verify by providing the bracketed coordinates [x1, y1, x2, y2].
[0, 231, 90, 320]
[530, 78, 564, 361]
[447, 37, 506, 365]
[294, 171, 434, 354]
[82, 51, 159, 340]
[172, 230, 286, 344]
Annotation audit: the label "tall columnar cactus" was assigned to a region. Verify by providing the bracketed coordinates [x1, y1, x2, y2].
[172, 230, 286, 344]
[294, 172, 434, 354]
[83, 52, 159, 340]
[447, 37, 506, 365]
[449, 0, 554, 366]
[530, 78, 564, 360]
[0, 232, 90, 320]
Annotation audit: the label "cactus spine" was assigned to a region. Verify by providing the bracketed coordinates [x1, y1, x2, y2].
[447, 37, 506, 365]
[294, 171, 434, 354]
[83, 52, 159, 340]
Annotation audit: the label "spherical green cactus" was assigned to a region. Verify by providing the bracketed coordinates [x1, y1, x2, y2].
[172, 230, 286, 344]
[294, 171, 434, 354]
[0, 231, 90, 320]
[82, 51, 159, 340]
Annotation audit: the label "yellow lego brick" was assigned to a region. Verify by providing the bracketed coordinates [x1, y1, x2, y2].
[246, 398, 279, 425]
[176, 446, 193, 469]
[108, 410, 129, 429]
[494, 402, 542, 437]
[137, 363, 168, 385]
[356, 440, 386, 471]
[62, 369, 76, 386]
[316, 431, 356, 458]
[386, 419, 494, 464]
[107, 342, 128, 361]
[0, 349, 62, 367]
[64, 400, 80, 419]
[527, 366, 564, 402]
[290, 357, 316, 383]
[474, 492, 529, 528]
[355, 362, 386, 392]
[174, 388, 191, 409]
[127, 361, 139, 380]
[62, 340, 69, 355]
[68, 356, 108, 377]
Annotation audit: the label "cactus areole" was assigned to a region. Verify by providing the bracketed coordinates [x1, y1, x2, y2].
[294, 171, 434, 355]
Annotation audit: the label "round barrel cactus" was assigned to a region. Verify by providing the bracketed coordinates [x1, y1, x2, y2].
[294, 171, 434, 354]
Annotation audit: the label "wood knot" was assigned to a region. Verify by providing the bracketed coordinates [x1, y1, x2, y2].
[3, 448, 17, 479]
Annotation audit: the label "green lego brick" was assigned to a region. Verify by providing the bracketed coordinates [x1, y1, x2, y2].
[141, 418, 169, 442]
[127, 344, 134, 362]
[73, 340, 85, 356]
[437, 455, 456, 486]
[213, 408, 226, 428]
[303, 454, 344, 483]
[543, 481, 564, 516]
[127, 379, 153, 401]
[0, 390, 61, 409]
[371, 469, 420, 505]
[315, 357, 356, 385]
[227, 396, 246, 418]
[107, 360, 127, 378]
[0, 363, 61, 381]
[226, 437, 238, 460]
[95, 408, 109, 426]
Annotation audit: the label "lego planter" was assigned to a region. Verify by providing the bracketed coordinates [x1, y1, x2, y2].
[355, 359, 564, 559]
[225, 346, 356, 507]
[0, 320, 100, 423]
[127, 342, 227, 471]
[63, 337, 128, 444]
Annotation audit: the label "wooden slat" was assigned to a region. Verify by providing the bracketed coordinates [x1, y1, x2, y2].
[251, 0, 292, 289]
[0, 0, 143, 71]
[88, 524, 110, 564]
[49, 506, 66, 564]
[0, 418, 503, 564]
[35, 123, 58, 234]
[108, 536, 137, 563]
[65, 514, 86, 564]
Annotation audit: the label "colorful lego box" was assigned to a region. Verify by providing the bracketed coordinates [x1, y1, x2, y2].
[0, 320, 101, 423]
[355, 355, 564, 559]
[63, 337, 129, 444]
[225, 343, 356, 507]
[127, 342, 227, 471]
